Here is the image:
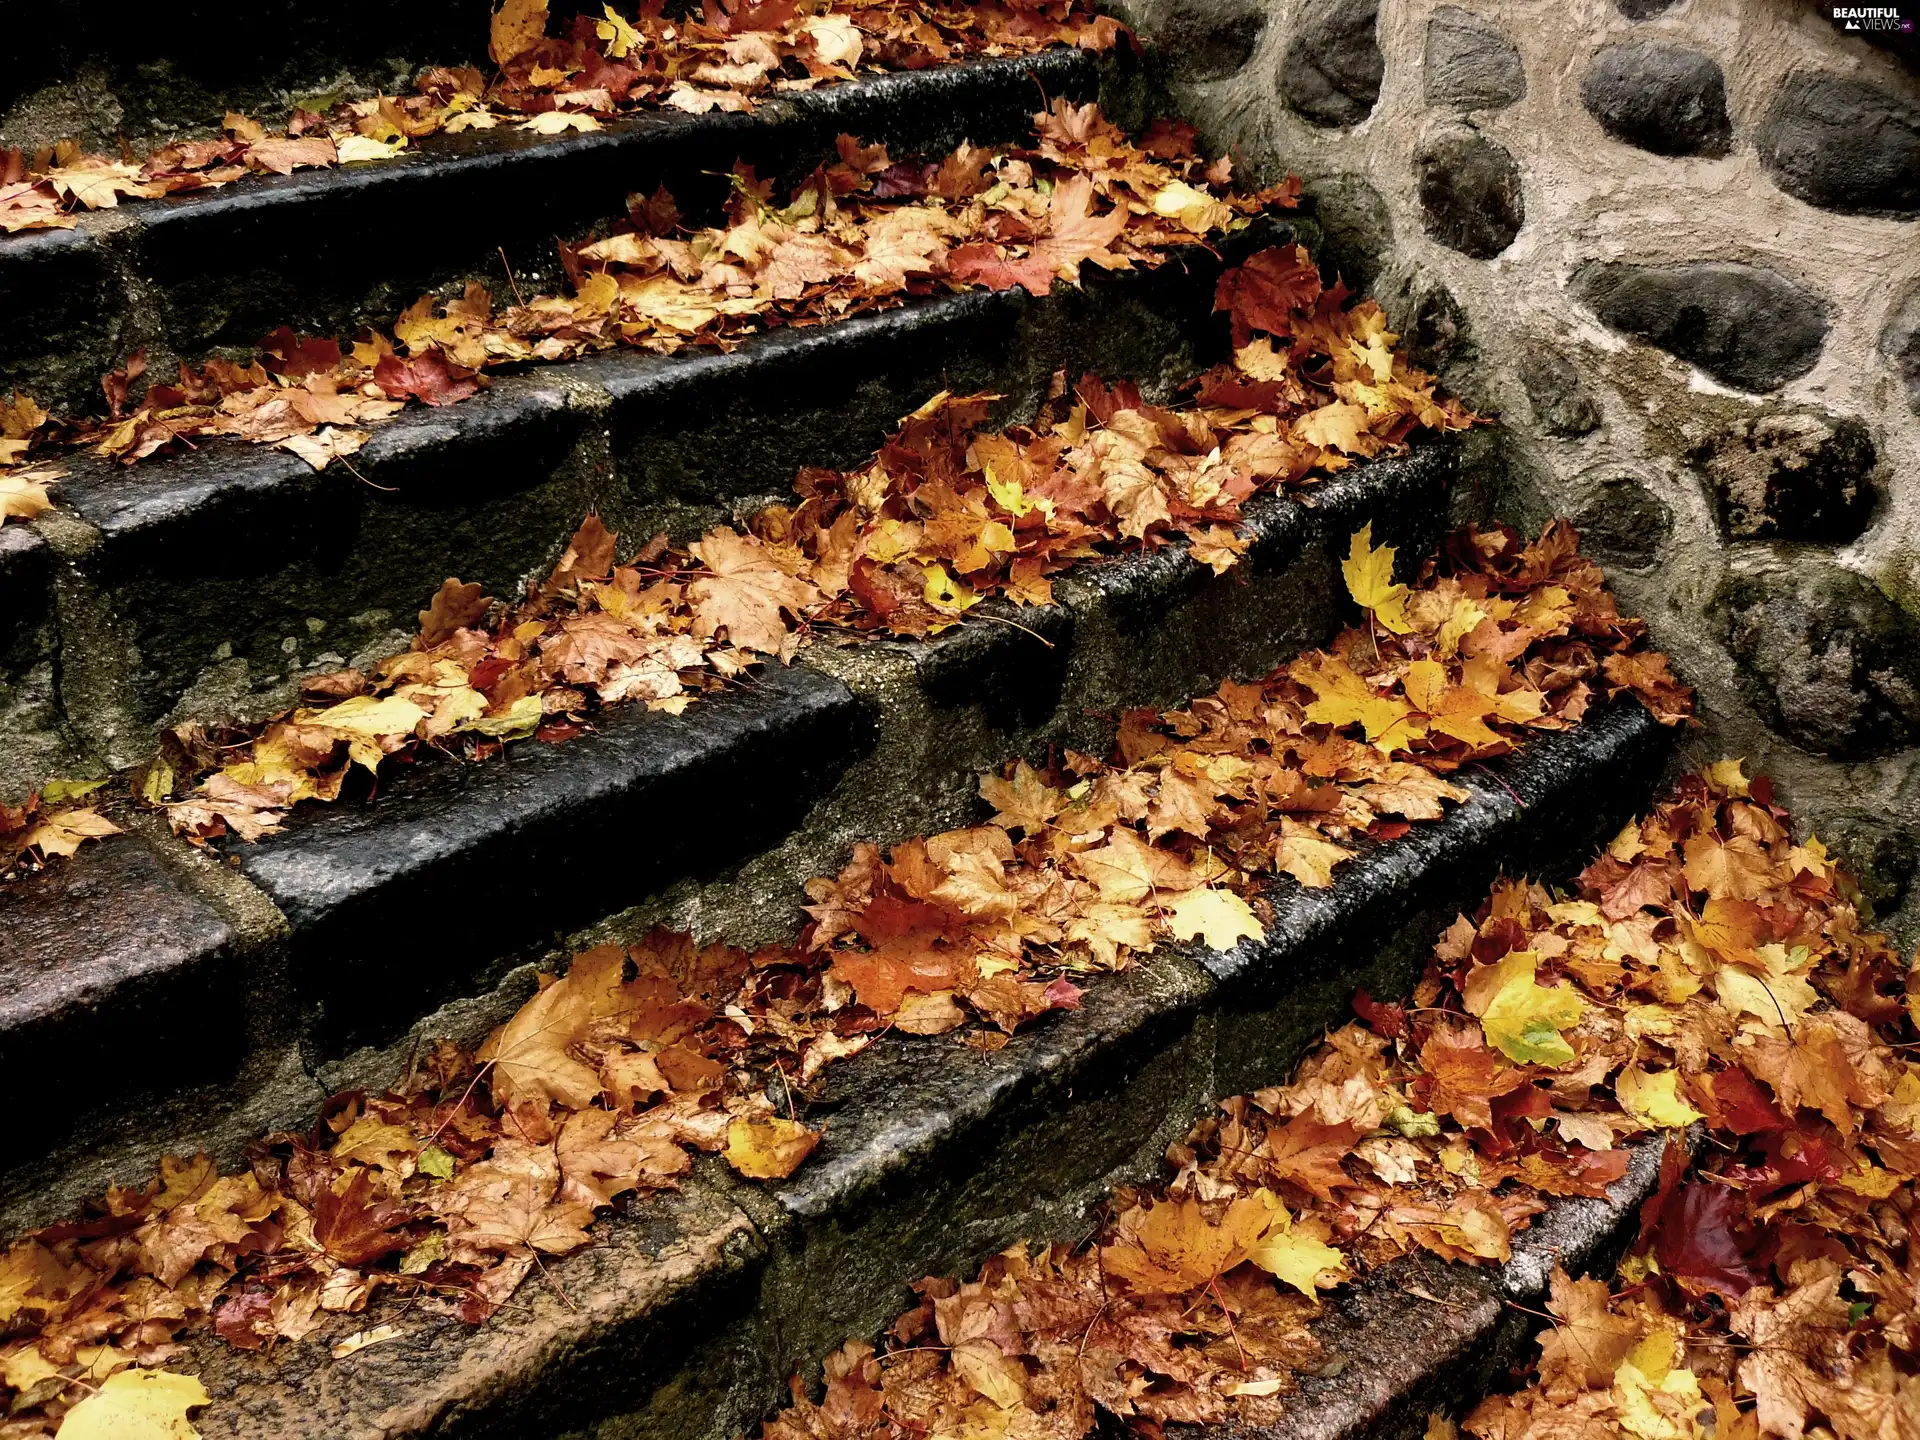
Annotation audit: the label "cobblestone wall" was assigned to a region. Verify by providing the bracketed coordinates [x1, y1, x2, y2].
[1130, 0, 1920, 940]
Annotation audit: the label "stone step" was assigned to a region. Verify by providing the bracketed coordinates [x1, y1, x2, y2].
[25, 216, 1289, 774]
[171, 698, 1674, 1440]
[0, 49, 1108, 412]
[0, 434, 1449, 1231]
[1171, 1135, 1671, 1440]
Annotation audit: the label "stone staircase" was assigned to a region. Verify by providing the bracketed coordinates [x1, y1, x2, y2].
[0, 26, 1694, 1440]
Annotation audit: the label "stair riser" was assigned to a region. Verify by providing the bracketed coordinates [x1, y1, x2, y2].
[0, 527, 60, 798]
[0, 50, 1107, 415]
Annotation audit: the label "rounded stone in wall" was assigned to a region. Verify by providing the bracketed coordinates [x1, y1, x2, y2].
[1423, 7, 1525, 112]
[1690, 410, 1879, 543]
[1883, 282, 1920, 419]
[1150, 0, 1267, 83]
[1517, 346, 1601, 437]
[1570, 261, 1829, 393]
[1825, 820, 1919, 918]
[1718, 554, 1920, 761]
[1407, 280, 1476, 378]
[1280, 0, 1384, 129]
[1611, 0, 1682, 17]
[1306, 174, 1394, 292]
[1567, 465, 1671, 570]
[1580, 40, 1731, 157]
[1757, 71, 1920, 218]
[1414, 129, 1524, 258]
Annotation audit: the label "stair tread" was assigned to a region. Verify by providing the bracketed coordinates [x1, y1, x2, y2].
[153, 697, 1673, 1440]
[33, 227, 1284, 734]
[1202, 1135, 1668, 1440]
[0, 50, 1105, 411]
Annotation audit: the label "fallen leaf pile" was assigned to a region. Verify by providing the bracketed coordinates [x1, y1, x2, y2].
[0, 523, 1686, 1435]
[755, 760, 1919, 1439]
[138, 232, 1483, 843]
[0, 0, 1123, 234]
[769, 243, 1473, 635]
[4, 102, 1294, 491]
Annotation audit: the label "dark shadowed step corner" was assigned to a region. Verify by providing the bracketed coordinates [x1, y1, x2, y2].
[0, 49, 1109, 413]
[1171, 1134, 1675, 1440]
[39, 217, 1296, 753]
[178, 700, 1674, 1440]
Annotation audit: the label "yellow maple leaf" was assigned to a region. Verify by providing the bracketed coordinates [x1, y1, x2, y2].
[1163, 887, 1264, 952]
[724, 1116, 820, 1180]
[1613, 1066, 1704, 1130]
[921, 562, 980, 618]
[1247, 1204, 1348, 1299]
[1340, 524, 1413, 634]
[56, 1368, 208, 1440]
[595, 4, 641, 57]
[1289, 652, 1425, 754]
[1471, 952, 1583, 1066]
[21, 805, 122, 858]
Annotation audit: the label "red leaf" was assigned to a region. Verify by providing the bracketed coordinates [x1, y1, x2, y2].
[373, 347, 483, 406]
[259, 325, 343, 379]
[1647, 1171, 1769, 1300]
[1709, 1067, 1788, 1135]
[1212, 245, 1322, 347]
[1352, 987, 1407, 1039]
[214, 1288, 274, 1352]
[946, 242, 1055, 297]
[311, 1168, 414, 1267]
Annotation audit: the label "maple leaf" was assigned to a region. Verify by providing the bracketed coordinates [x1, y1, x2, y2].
[1418, 1022, 1526, 1130]
[1, 473, 53, 524]
[1213, 245, 1322, 344]
[311, 1168, 414, 1267]
[54, 1368, 209, 1439]
[1163, 887, 1264, 952]
[1537, 1266, 1641, 1390]
[1613, 1066, 1704, 1130]
[1257, 1115, 1359, 1201]
[1466, 952, 1583, 1067]
[1740, 1013, 1890, 1135]
[977, 761, 1061, 835]
[1100, 1190, 1277, 1295]
[1647, 1175, 1767, 1300]
[418, 578, 492, 647]
[724, 1116, 820, 1180]
[490, 0, 550, 63]
[1289, 652, 1423, 753]
[478, 972, 599, 1115]
[373, 348, 483, 406]
[1341, 524, 1413, 634]
[1246, 1206, 1348, 1300]
[20, 806, 121, 858]
[687, 529, 820, 653]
